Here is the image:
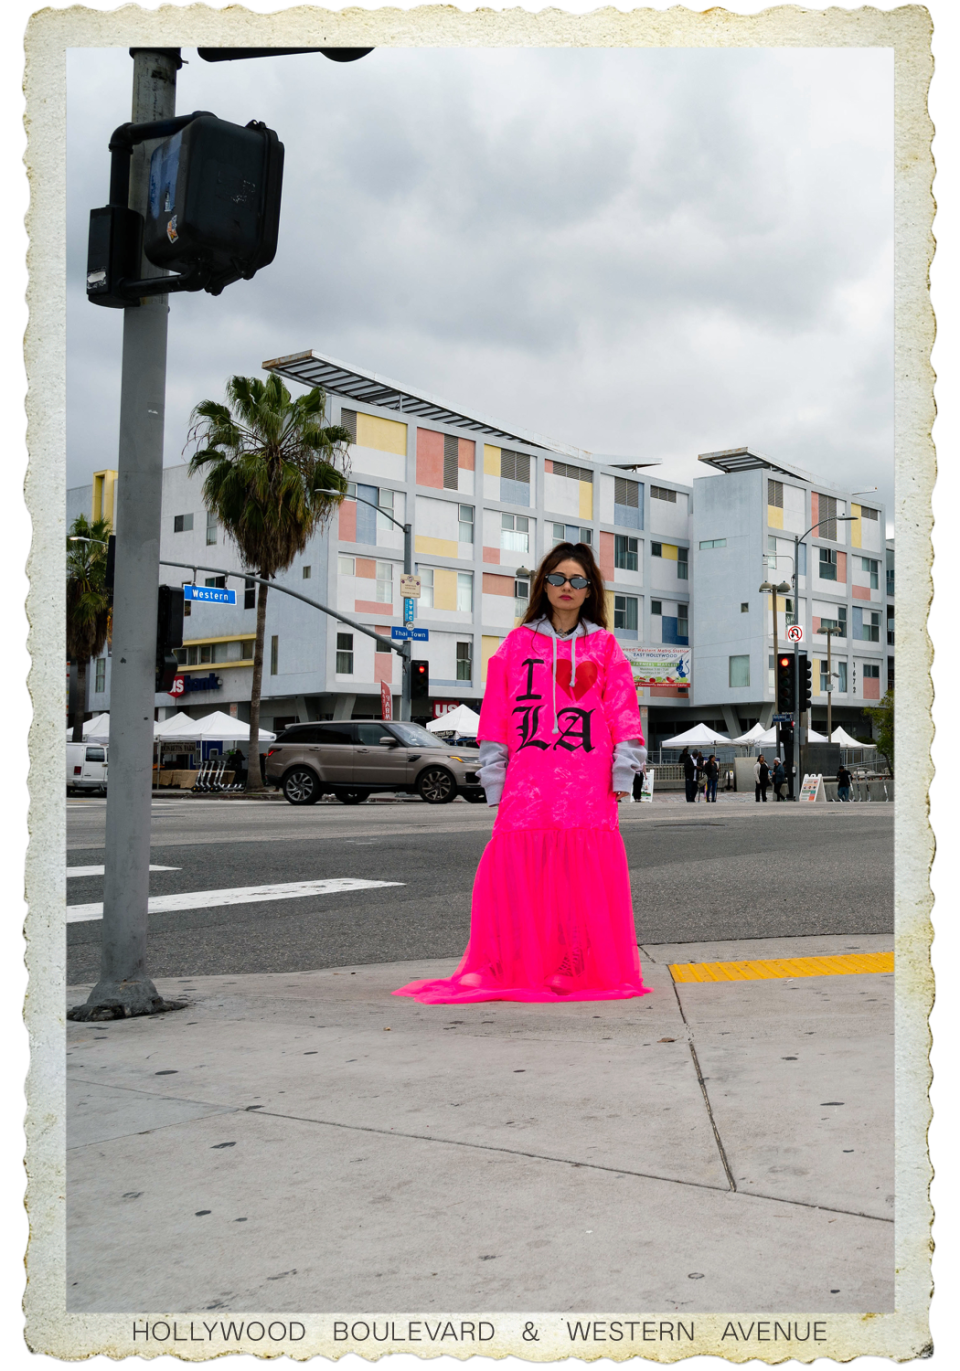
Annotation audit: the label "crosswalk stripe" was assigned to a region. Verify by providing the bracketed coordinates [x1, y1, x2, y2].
[67, 865, 180, 877]
[67, 877, 404, 924]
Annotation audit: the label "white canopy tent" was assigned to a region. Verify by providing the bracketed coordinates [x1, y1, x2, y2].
[158, 710, 276, 744]
[660, 722, 731, 748]
[426, 704, 482, 737]
[754, 723, 828, 747]
[732, 722, 768, 745]
[832, 726, 875, 747]
[65, 712, 113, 744]
[154, 711, 197, 737]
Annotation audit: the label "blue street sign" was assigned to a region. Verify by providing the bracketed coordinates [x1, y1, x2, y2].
[183, 584, 237, 606]
[772, 713, 795, 723]
[391, 627, 412, 640]
[411, 628, 429, 641]
[403, 597, 416, 623]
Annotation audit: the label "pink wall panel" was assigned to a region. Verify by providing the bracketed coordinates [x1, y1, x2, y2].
[338, 500, 357, 542]
[836, 551, 847, 582]
[810, 491, 819, 530]
[458, 438, 476, 470]
[812, 616, 821, 634]
[355, 598, 391, 614]
[544, 459, 554, 474]
[599, 531, 615, 583]
[416, 428, 444, 488]
[863, 676, 881, 700]
[852, 584, 871, 601]
[482, 546, 500, 564]
[373, 653, 393, 684]
[355, 558, 377, 579]
[483, 573, 514, 597]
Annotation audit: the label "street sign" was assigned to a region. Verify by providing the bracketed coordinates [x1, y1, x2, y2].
[786, 624, 804, 644]
[411, 628, 429, 641]
[772, 713, 794, 723]
[380, 680, 392, 721]
[391, 627, 412, 640]
[403, 597, 416, 623]
[183, 584, 237, 605]
[400, 574, 421, 599]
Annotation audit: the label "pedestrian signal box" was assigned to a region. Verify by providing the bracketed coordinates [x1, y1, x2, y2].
[798, 652, 813, 713]
[776, 655, 795, 713]
[411, 659, 430, 702]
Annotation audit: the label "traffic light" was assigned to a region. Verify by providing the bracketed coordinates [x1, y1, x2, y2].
[104, 534, 116, 604]
[156, 585, 184, 693]
[776, 654, 795, 713]
[798, 652, 813, 713]
[88, 111, 284, 307]
[411, 659, 430, 702]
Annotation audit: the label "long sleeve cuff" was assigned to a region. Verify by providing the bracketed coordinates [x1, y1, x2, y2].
[477, 740, 509, 806]
[612, 738, 647, 792]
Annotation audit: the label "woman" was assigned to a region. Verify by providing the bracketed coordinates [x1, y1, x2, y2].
[704, 753, 719, 803]
[754, 753, 770, 803]
[394, 543, 650, 1005]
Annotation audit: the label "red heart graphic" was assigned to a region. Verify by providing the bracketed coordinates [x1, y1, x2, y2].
[556, 660, 598, 700]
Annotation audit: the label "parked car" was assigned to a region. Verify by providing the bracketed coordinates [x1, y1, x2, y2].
[264, 720, 486, 806]
[67, 741, 108, 795]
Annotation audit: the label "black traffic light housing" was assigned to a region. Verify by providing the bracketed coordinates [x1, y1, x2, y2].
[776, 654, 795, 713]
[156, 585, 184, 692]
[104, 534, 116, 604]
[798, 652, 813, 713]
[88, 110, 284, 308]
[411, 659, 430, 702]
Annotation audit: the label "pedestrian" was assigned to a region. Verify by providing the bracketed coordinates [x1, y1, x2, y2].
[754, 753, 770, 803]
[837, 762, 852, 802]
[772, 756, 786, 800]
[395, 542, 650, 1005]
[705, 753, 719, 803]
[680, 746, 697, 803]
[695, 751, 708, 802]
[224, 746, 246, 785]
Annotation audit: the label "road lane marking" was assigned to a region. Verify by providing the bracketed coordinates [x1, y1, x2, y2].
[67, 877, 404, 923]
[669, 952, 894, 983]
[67, 865, 180, 877]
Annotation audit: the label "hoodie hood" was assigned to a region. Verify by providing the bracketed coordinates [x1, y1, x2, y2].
[522, 616, 605, 735]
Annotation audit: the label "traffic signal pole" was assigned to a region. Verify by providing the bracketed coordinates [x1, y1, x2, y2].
[71, 50, 181, 1020]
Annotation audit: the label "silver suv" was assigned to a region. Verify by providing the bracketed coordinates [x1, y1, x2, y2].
[265, 720, 486, 806]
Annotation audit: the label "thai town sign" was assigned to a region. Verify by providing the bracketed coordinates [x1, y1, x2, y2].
[623, 646, 692, 688]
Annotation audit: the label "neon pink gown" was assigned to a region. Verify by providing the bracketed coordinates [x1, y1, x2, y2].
[394, 620, 651, 1004]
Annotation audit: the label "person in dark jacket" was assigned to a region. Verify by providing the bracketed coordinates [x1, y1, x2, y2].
[705, 754, 720, 803]
[754, 754, 770, 802]
[837, 764, 852, 802]
[680, 747, 697, 803]
[772, 757, 786, 800]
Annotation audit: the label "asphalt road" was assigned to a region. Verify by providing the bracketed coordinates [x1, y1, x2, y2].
[66, 796, 894, 983]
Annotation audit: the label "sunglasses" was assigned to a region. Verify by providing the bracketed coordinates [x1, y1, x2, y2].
[545, 573, 590, 589]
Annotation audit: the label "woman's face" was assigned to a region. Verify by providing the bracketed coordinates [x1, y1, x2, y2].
[544, 558, 590, 616]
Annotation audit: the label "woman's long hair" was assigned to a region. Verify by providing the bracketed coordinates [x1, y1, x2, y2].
[520, 542, 608, 630]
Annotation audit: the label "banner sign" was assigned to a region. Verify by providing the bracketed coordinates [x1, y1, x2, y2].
[183, 584, 237, 605]
[380, 680, 392, 721]
[623, 646, 692, 687]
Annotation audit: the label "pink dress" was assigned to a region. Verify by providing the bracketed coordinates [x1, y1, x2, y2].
[394, 619, 650, 1004]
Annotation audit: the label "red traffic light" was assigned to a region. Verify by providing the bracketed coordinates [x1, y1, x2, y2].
[778, 656, 791, 668]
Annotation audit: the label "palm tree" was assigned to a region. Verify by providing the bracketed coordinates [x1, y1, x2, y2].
[66, 514, 112, 742]
[186, 374, 352, 789]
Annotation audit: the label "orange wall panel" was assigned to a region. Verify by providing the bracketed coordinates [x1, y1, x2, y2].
[416, 428, 444, 488]
[338, 500, 357, 542]
[483, 572, 514, 597]
[355, 558, 377, 579]
[599, 531, 615, 582]
[810, 491, 819, 531]
[458, 438, 476, 470]
[836, 551, 847, 582]
[852, 584, 871, 601]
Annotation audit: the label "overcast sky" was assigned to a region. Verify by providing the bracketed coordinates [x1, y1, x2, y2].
[67, 44, 893, 523]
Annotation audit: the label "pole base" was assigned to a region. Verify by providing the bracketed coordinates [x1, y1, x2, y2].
[67, 977, 187, 1021]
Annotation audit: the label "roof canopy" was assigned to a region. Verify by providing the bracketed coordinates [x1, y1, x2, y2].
[661, 722, 731, 747]
[832, 726, 876, 747]
[732, 722, 768, 744]
[697, 447, 813, 481]
[425, 704, 482, 736]
[157, 710, 276, 743]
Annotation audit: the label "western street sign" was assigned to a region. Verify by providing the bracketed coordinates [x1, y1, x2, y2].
[183, 584, 237, 605]
[772, 713, 795, 723]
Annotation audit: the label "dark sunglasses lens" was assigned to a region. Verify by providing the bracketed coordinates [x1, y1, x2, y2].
[545, 573, 589, 589]
[570, 576, 589, 589]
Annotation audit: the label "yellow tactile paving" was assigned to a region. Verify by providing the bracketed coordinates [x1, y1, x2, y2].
[668, 952, 894, 984]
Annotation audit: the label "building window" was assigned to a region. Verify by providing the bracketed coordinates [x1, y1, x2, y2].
[338, 555, 356, 576]
[887, 611, 894, 646]
[500, 449, 531, 505]
[677, 549, 688, 579]
[552, 461, 593, 483]
[340, 408, 358, 441]
[614, 535, 638, 571]
[677, 605, 688, 638]
[205, 510, 217, 545]
[456, 641, 472, 681]
[551, 522, 592, 548]
[862, 611, 881, 642]
[860, 505, 879, 521]
[335, 633, 353, 673]
[817, 494, 838, 541]
[729, 654, 750, 688]
[819, 547, 837, 581]
[864, 663, 880, 679]
[699, 538, 726, 550]
[650, 485, 676, 503]
[173, 513, 193, 533]
[376, 634, 392, 653]
[270, 635, 279, 675]
[501, 513, 530, 554]
[420, 568, 435, 609]
[244, 577, 256, 610]
[741, 602, 749, 613]
[614, 477, 641, 530]
[837, 661, 848, 692]
[887, 656, 895, 691]
[651, 542, 662, 557]
[457, 571, 473, 613]
[861, 557, 879, 590]
[376, 487, 396, 532]
[820, 660, 831, 691]
[459, 505, 474, 543]
[95, 658, 106, 692]
[613, 594, 638, 634]
[651, 599, 662, 615]
[514, 575, 530, 618]
[818, 605, 847, 636]
[345, 481, 357, 499]
[204, 575, 226, 589]
[767, 479, 784, 508]
[886, 567, 895, 597]
[443, 435, 459, 490]
[302, 565, 311, 580]
[376, 561, 393, 605]
[785, 597, 797, 628]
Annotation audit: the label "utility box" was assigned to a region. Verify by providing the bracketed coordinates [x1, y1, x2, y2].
[142, 115, 284, 294]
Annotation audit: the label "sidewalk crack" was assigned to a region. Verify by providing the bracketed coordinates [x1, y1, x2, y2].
[671, 976, 737, 1192]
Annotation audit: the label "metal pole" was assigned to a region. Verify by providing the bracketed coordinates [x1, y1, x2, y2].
[826, 625, 834, 739]
[72, 49, 181, 1020]
[401, 522, 413, 722]
[770, 587, 779, 768]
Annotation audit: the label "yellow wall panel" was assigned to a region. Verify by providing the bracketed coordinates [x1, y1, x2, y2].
[481, 635, 502, 683]
[484, 445, 501, 476]
[660, 543, 678, 560]
[851, 504, 862, 548]
[434, 568, 458, 611]
[604, 590, 616, 623]
[578, 482, 593, 520]
[92, 469, 118, 526]
[356, 413, 408, 455]
[768, 505, 784, 529]
[415, 536, 460, 558]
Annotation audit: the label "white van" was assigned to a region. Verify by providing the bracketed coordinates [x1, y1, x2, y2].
[67, 742, 108, 795]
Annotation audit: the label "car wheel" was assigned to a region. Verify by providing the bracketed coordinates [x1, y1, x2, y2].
[335, 789, 368, 805]
[417, 766, 457, 804]
[282, 768, 322, 805]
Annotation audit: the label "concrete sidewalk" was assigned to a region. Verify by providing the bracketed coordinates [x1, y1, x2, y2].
[66, 933, 894, 1314]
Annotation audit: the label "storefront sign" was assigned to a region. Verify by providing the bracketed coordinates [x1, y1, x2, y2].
[623, 646, 692, 687]
[168, 672, 222, 698]
[432, 701, 460, 719]
[381, 681, 393, 722]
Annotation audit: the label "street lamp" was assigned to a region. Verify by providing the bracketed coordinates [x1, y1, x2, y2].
[792, 514, 858, 753]
[342, 491, 414, 722]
